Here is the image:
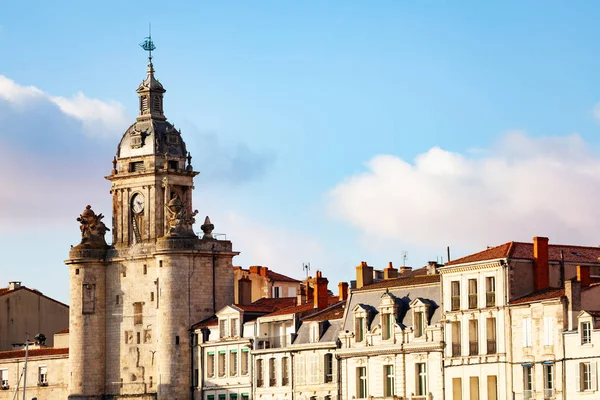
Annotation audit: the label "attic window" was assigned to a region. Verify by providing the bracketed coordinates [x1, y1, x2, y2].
[141, 96, 149, 112]
[152, 96, 161, 112]
[129, 162, 145, 172]
[168, 160, 178, 170]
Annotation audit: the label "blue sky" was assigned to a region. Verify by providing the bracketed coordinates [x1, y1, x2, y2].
[3, 1, 600, 303]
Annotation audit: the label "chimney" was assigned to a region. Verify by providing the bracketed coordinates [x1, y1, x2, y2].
[259, 267, 269, 277]
[533, 236, 549, 291]
[356, 261, 373, 289]
[577, 265, 591, 288]
[8, 281, 21, 291]
[313, 271, 329, 310]
[399, 266, 413, 276]
[384, 262, 398, 279]
[565, 278, 582, 330]
[249, 266, 260, 275]
[427, 261, 440, 275]
[338, 282, 349, 301]
[237, 276, 252, 305]
[297, 285, 307, 306]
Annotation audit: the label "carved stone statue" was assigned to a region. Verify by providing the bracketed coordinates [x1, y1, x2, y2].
[165, 194, 197, 237]
[201, 216, 214, 240]
[76, 205, 109, 248]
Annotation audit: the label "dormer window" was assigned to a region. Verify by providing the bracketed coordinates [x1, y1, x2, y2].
[414, 312, 424, 338]
[355, 316, 365, 342]
[380, 292, 398, 341]
[581, 321, 592, 344]
[410, 298, 433, 339]
[382, 313, 393, 340]
[219, 319, 229, 338]
[141, 96, 149, 113]
[231, 318, 239, 337]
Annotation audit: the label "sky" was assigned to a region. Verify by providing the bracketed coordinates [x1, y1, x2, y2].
[3, 1, 600, 304]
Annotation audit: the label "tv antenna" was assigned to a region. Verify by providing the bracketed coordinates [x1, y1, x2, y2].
[302, 262, 311, 279]
[402, 251, 408, 266]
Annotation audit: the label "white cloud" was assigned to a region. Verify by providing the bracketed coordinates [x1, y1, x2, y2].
[327, 131, 600, 251]
[0, 74, 128, 138]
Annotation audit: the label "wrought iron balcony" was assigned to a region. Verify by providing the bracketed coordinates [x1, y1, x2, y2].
[486, 292, 496, 307]
[469, 341, 478, 356]
[523, 389, 533, 399]
[487, 339, 497, 354]
[452, 343, 461, 357]
[544, 388, 555, 399]
[255, 335, 288, 349]
[468, 294, 478, 309]
[451, 296, 460, 311]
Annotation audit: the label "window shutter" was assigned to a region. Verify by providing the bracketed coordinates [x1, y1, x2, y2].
[544, 316, 553, 346]
[576, 363, 581, 392]
[522, 319, 528, 347]
[592, 362, 598, 391]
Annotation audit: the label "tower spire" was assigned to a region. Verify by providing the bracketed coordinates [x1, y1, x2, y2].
[137, 29, 166, 121]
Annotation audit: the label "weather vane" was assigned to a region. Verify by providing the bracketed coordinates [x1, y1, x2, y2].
[140, 23, 156, 61]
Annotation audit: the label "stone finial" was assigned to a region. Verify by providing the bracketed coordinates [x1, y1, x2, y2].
[112, 156, 118, 175]
[186, 152, 193, 172]
[201, 216, 215, 240]
[75, 205, 109, 248]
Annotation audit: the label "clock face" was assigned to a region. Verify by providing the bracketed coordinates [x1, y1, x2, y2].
[131, 193, 145, 214]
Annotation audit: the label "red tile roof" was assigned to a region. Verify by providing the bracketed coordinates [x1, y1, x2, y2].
[446, 241, 600, 266]
[55, 328, 69, 334]
[0, 347, 68, 360]
[235, 297, 297, 313]
[193, 315, 218, 329]
[262, 296, 340, 318]
[266, 270, 300, 283]
[302, 301, 345, 321]
[509, 288, 565, 305]
[353, 274, 440, 292]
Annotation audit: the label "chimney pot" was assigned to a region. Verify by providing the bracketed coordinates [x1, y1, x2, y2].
[338, 282, 349, 301]
[356, 262, 373, 288]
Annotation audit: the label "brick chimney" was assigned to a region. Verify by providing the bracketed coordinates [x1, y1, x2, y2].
[399, 266, 413, 276]
[533, 236, 549, 291]
[565, 278, 582, 330]
[8, 281, 21, 291]
[338, 282, 348, 301]
[384, 262, 398, 279]
[259, 267, 269, 277]
[313, 271, 329, 310]
[577, 265, 591, 288]
[249, 266, 260, 275]
[356, 261, 373, 289]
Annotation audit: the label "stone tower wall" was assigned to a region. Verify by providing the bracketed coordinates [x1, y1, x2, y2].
[67, 257, 106, 400]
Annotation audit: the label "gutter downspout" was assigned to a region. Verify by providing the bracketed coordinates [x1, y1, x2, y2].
[439, 268, 446, 400]
[212, 244, 217, 313]
[504, 259, 514, 400]
[562, 296, 567, 400]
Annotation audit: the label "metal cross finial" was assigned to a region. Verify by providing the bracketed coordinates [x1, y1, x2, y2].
[140, 23, 156, 61]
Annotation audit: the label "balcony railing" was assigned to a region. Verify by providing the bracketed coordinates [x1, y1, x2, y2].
[487, 339, 497, 354]
[486, 291, 496, 307]
[269, 377, 276, 386]
[469, 341, 478, 356]
[544, 388, 555, 399]
[523, 389, 533, 399]
[468, 294, 478, 309]
[452, 343, 461, 357]
[257, 379, 264, 387]
[282, 377, 289, 386]
[255, 335, 288, 349]
[451, 296, 460, 311]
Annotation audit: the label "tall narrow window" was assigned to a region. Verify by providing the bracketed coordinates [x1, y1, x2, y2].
[468, 279, 478, 309]
[218, 352, 226, 377]
[357, 367, 367, 398]
[281, 357, 289, 386]
[256, 359, 264, 387]
[451, 281, 461, 310]
[269, 358, 276, 386]
[414, 312, 424, 338]
[416, 363, 427, 396]
[355, 317, 365, 342]
[544, 364, 554, 398]
[241, 349, 249, 375]
[523, 365, 533, 399]
[486, 318, 497, 354]
[544, 316, 554, 346]
[523, 318, 532, 347]
[324, 353, 333, 383]
[0, 369, 8, 388]
[452, 321, 462, 357]
[229, 351, 238, 377]
[384, 365, 394, 396]
[82, 283, 96, 314]
[578, 362, 596, 391]
[38, 366, 48, 385]
[452, 378, 462, 400]
[486, 276, 496, 307]
[220, 320, 228, 338]
[487, 376, 498, 400]
[469, 319, 479, 356]
[231, 318, 239, 337]
[382, 313, 392, 340]
[469, 377, 479, 400]
[133, 302, 143, 325]
[272, 286, 280, 298]
[582, 322, 592, 344]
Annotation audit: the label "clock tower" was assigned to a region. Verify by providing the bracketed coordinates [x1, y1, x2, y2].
[66, 51, 237, 400]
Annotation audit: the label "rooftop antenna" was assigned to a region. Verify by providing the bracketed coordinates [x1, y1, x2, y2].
[402, 251, 408, 267]
[302, 262, 311, 279]
[140, 23, 156, 62]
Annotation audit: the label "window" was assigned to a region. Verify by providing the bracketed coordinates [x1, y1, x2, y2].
[229, 351, 238, 376]
[38, 366, 48, 385]
[269, 358, 276, 386]
[452, 378, 462, 400]
[451, 281, 460, 310]
[282, 357, 289, 386]
[523, 365, 533, 399]
[241, 349, 249, 375]
[357, 367, 367, 398]
[82, 283, 96, 314]
[468, 279, 478, 309]
[150, 292, 154, 302]
[256, 359, 264, 387]
[578, 362, 597, 391]
[487, 318, 497, 354]
[324, 353, 333, 383]
[544, 364, 554, 398]
[523, 318, 532, 347]
[143, 264, 147, 274]
[487, 376, 498, 400]
[384, 365, 394, 396]
[207, 353, 215, 377]
[382, 313, 392, 340]
[133, 302, 143, 325]
[231, 318, 238, 337]
[355, 317, 365, 342]
[543, 316, 553, 346]
[309, 353, 318, 384]
[486, 276, 496, 307]
[311, 325, 319, 343]
[125, 331, 134, 344]
[129, 161, 145, 172]
[175, 335, 180, 345]
[220, 320, 228, 338]
[469, 319, 479, 356]
[582, 322, 592, 344]
[229, 395, 237, 400]
[0, 369, 7, 388]
[116, 295, 120, 305]
[414, 311, 424, 338]
[144, 330, 152, 344]
[452, 321, 461, 357]
[168, 160, 178, 170]
[137, 332, 141, 344]
[416, 363, 427, 396]
[469, 376, 479, 400]
[272, 286, 281, 298]
[193, 368, 199, 387]
[218, 352, 226, 377]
